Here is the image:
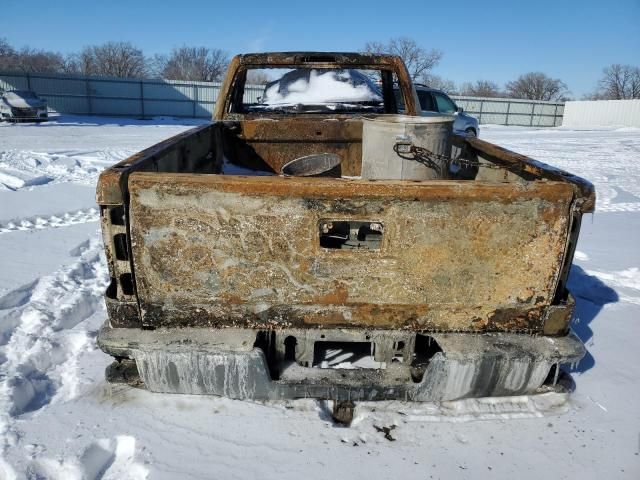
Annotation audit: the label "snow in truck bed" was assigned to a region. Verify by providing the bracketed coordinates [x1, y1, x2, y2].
[0, 116, 639, 479]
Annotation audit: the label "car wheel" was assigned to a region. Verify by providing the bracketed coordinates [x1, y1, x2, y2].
[465, 128, 477, 137]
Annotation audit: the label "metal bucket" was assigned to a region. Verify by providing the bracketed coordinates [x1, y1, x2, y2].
[361, 114, 454, 180]
[281, 153, 342, 177]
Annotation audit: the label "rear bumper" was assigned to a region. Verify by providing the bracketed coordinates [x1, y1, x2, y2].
[98, 324, 585, 401]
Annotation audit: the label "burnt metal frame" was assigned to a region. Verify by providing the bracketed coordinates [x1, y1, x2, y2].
[228, 66, 400, 115]
[97, 53, 595, 364]
[92, 53, 596, 405]
[95, 127, 595, 336]
[214, 52, 419, 120]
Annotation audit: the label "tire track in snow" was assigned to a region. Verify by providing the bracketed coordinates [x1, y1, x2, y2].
[0, 148, 135, 190]
[596, 202, 640, 213]
[0, 235, 109, 471]
[0, 208, 99, 234]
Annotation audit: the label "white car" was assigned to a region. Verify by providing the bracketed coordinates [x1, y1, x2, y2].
[0, 90, 48, 122]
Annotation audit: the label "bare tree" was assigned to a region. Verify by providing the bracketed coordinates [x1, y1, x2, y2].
[0, 38, 68, 73]
[460, 80, 502, 98]
[71, 41, 147, 77]
[14, 47, 67, 73]
[66, 49, 96, 76]
[595, 64, 640, 99]
[0, 38, 13, 57]
[145, 54, 168, 79]
[0, 38, 19, 71]
[364, 37, 442, 81]
[158, 46, 229, 82]
[629, 69, 640, 99]
[421, 74, 457, 94]
[505, 72, 568, 101]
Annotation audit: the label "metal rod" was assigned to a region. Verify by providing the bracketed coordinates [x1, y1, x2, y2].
[530, 103, 535, 126]
[193, 84, 198, 118]
[86, 78, 92, 115]
[139, 80, 145, 118]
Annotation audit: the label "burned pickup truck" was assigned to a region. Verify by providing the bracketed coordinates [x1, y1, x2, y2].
[97, 52, 594, 407]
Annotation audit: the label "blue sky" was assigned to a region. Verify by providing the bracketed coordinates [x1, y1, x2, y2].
[2, 0, 639, 97]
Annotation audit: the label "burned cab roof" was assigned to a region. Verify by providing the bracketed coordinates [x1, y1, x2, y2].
[233, 52, 408, 69]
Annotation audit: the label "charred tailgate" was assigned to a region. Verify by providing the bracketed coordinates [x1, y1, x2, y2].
[128, 173, 574, 332]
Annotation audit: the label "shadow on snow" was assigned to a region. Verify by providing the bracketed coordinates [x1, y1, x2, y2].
[567, 264, 619, 374]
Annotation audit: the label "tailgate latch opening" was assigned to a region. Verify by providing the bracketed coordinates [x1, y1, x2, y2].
[319, 220, 383, 250]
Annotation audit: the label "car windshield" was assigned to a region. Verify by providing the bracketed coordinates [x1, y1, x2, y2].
[241, 68, 385, 114]
[6, 90, 38, 100]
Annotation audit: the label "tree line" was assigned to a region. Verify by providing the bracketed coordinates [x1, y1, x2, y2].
[457, 67, 639, 101]
[1, 37, 638, 101]
[365, 37, 639, 101]
[0, 38, 229, 82]
[365, 38, 570, 100]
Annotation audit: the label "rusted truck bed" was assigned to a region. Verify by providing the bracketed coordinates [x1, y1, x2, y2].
[96, 53, 594, 404]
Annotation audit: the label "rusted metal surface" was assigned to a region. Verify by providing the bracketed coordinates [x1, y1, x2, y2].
[96, 123, 213, 205]
[105, 298, 141, 328]
[93, 51, 596, 402]
[127, 172, 574, 333]
[213, 52, 418, 120]
[239, 118, 363, 175]
[95, 51, 594, 341]
[542, 294, 576, 335]
[100, 205, 137, 316]
[462, 136, 596, 213]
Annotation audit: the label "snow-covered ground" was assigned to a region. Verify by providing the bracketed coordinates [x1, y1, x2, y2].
[0, 117, 638, 479]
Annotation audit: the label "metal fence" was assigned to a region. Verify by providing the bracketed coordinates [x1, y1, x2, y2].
[0, 71, 264, 119]
[1, 71, 564, 126]
[562, 99, 640, 128]
[452, 96, 564, 127]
